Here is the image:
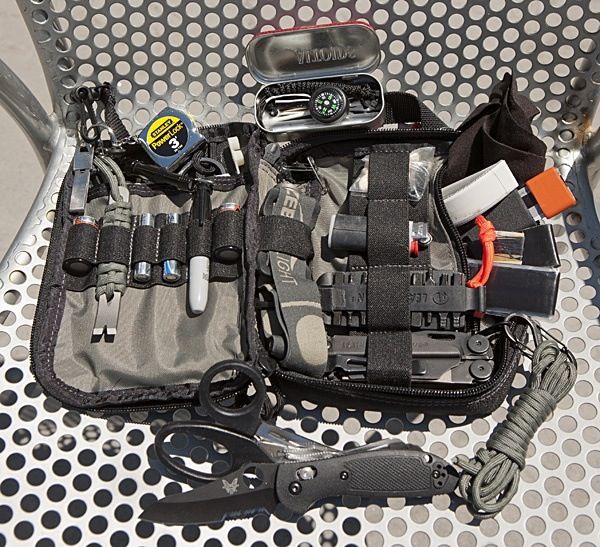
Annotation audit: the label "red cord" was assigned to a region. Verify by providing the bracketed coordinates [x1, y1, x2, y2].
[467, 215, 496, 288]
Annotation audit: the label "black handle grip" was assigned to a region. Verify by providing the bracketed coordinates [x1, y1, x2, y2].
[275, 447, 458, 515]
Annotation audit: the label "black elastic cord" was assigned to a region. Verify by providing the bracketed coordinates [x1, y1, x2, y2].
[262, 80, 381, 109]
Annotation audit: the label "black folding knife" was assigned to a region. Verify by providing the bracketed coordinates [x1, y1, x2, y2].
[140, 439, 458, 525]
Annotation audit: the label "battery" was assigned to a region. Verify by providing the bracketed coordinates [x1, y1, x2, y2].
[138, 107, 205, 170]
[163, 213, 182, 283]
[133, 213, 155, 283]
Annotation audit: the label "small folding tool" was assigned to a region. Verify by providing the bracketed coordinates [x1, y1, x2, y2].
[140, 361, 458, 525]
[92, 185, 129, 341]
[327, 332, 495, 383]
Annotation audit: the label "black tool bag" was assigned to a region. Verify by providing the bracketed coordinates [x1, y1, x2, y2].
[31, 92, 524, 416]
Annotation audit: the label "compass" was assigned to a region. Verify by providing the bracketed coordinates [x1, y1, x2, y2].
[309, 86, 348, 123]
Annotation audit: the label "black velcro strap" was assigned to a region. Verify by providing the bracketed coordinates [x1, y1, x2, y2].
[366, 146, 412, 386]
[384, 92, 421, 124]
[187, 221, 213, 259]
[96, 225, 131, 265]
[258, 215, 313, 260]
[212, 209, 244, 257]
[368, 200, 408, 266]
[158, 223, 187, 263]
[368, 266, 410, 331]
[131, 225, 159, 265]
[63, 222, 99, 268]
[210, 261, 242, 281]
[368, 331, 412, 386]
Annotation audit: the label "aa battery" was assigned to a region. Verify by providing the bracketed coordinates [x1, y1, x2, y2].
[163, 213, 182, 282]
[133, 213, 155, 283]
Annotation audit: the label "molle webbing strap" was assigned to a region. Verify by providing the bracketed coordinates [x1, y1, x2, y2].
[366, 146, 412, 386]
[261, 184, 328, 377]
[258, 216, 314, 260]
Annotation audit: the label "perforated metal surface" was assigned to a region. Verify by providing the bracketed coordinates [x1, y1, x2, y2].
[1, 0, 599, 545]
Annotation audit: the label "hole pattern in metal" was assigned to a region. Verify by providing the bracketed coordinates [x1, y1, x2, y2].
[1, 0, 599, 545]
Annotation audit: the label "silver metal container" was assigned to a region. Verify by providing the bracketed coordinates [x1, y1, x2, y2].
[246, 22, 385, 136]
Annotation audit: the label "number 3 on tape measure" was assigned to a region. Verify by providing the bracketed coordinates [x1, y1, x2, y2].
[169, 136, 181, 151]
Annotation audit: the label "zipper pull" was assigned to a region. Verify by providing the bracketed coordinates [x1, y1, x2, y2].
[263, 142, 282, 166]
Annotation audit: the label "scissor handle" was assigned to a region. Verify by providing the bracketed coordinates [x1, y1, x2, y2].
[154, 421, 271, 482]
[199, 360, 266, 436]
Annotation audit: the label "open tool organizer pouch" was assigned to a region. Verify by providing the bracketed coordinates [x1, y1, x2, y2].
[246, 92, 525, 416]
[32, 93, 524, 415]
[31, 123, 253, 409]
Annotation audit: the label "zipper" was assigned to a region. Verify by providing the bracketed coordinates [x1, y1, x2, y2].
[280, 127, 459, 161]
[433, 163, 469, 276]
[30, 179, 67, 383]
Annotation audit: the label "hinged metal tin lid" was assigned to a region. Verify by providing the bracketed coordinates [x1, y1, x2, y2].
[246, 22, 381, 83]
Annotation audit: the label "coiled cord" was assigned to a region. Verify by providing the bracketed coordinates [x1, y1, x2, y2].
[457, 315, 577, 519]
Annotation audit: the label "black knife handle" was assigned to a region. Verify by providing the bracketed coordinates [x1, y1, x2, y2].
[275, 447, 458, 515]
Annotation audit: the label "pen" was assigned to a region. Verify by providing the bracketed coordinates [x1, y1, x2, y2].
[188, 181, 212, 314]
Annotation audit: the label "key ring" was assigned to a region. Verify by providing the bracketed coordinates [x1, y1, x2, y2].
[198, 360, 267, 436]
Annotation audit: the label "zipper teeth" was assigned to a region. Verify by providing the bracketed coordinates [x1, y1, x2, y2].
[281, 127, 459, 155]
[433, 164, 469, 276]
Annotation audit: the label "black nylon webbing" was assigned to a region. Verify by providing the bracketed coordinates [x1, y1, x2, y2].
[384, 91, 448, 130]
[132, 225, 159, 264]
[158, 223, 187, 264]
[347, 152, 368, 270]
[366, 146, 412, 386]
[64, 222, 98, 267]
[97, 225, 131, 265]
[187, 222, 213, 259]
[258, 215, 314, 260]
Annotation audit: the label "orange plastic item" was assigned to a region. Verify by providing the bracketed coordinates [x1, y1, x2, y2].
[525, 168, 576, 218]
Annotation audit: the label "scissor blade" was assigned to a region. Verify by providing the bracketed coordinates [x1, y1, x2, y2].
[140, 464, 279, 525]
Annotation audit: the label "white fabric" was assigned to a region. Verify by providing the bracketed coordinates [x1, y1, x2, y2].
[442, 160, 518, 226]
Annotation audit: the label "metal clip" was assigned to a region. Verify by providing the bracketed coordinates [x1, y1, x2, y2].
[69, 142, 94, 215]
[92, 292, 122, 342]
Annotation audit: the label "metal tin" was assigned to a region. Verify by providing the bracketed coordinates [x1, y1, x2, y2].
[247, 22, 385, 135]
[246, 22, 381, 84]
[255, 74, 384, 135]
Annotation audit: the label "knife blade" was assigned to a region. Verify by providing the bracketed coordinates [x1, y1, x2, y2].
[140, 463, 279, 526]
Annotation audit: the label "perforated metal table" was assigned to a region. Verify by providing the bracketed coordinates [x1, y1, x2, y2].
[0, 1, 599, 545]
